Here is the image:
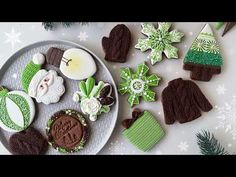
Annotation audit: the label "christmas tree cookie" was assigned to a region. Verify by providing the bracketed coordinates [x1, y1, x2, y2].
[0, 87, 35, 132]
[73, 77, 115, 121]
[122, 109, 165, 152]
[21, 53, 65, 104]
[184, 24, 223, 81]
[118, 63, 160, 107]
[135, 23, 184, 65]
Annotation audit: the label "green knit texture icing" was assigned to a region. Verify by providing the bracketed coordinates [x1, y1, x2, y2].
[184, 50, 223, 66]
[123, 111, 165, 152]
[22, 61, 41, 93]
[0, 91, 31, 131]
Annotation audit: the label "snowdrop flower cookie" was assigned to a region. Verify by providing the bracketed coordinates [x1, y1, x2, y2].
[0, 87, 35, 132]
[73, 77, 115, 121]
[46, 47, 97, 80]
[21, 53, 65, 105]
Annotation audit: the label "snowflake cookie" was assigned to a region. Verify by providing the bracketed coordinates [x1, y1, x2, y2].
[118, 63, 160, 107]
[135, 23, 184, 65]
[73, 77, 115, 121]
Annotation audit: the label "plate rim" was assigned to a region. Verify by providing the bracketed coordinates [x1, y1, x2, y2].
[0, 39, 119, 155]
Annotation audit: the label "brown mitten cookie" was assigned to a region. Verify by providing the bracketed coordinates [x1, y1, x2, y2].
[162, 78, 213, 124]
[102, 24, 131, 63]
[9, 127, 48, 155]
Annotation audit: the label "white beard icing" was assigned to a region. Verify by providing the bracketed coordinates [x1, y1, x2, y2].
[29, 70, 65, 104]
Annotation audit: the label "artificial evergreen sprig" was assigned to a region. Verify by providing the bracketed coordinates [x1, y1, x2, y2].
[42, 22, 87, 31]
[196, 130, 229, 155]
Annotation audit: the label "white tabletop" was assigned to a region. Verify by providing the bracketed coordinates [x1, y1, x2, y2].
[0, 22, 235, 155]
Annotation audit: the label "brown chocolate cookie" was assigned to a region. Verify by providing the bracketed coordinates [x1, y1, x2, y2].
[46, 47, 64, 67]
[162, 78, 213, 124]
[102, 24, 131, 63]
[9, 127, 48, 155]
[46, 109, 89, 153]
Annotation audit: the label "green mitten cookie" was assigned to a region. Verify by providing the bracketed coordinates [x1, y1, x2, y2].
[122, 109, 165, 152]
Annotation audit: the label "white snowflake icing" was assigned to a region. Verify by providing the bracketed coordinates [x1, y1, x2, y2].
[215, 95, 236, 140]
[107, 140, 126, 154]
[216, 84, 227, 95]
[4, 28, 22, 49]
[178, 141, 189, 152]
[77, 31, 88, 41]
[12, 73, 17, 79]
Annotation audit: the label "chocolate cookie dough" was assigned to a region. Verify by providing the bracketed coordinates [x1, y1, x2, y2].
[46, 109, 89, 153]
[9, 127, 48, 155]
[102, 24, 131, 63]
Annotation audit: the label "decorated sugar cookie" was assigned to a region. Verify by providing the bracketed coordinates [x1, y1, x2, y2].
[122, 109, 165, 152]
[118, 63, 160, 107]
[135, 23, 184, 65]
[0, 87, 35, 132]
[21, 53, 65, 104]
[46, 109, 89, 153]
[184, 24, 223, 81]
[73, 77, 115, 121]
[46, 47, 97, 80]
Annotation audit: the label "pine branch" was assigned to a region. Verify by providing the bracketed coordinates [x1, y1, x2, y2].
[42, 22, 88, 31]
[196, 130, 229, 155]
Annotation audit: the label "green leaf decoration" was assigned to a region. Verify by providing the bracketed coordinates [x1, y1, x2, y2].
[79, 81, 87, 97]
[120, 68, 132, 80]
[99, 106, 110, 114]
[146, 74, 160, 86]
[86, 77, 95, 96]
[196, 130, 229, 155]
[89, 81, 104, 97]
[135, 22, 184, 65]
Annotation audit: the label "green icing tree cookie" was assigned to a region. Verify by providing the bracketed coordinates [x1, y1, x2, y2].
[118, 63, 160, 107]
[135, 23, 184, 65]
[184, 24, 223, 81]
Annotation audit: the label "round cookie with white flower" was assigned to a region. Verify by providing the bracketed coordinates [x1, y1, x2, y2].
[73, 77, 115, 121]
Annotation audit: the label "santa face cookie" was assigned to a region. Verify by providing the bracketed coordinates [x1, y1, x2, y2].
[21, 53, 65, 105]
[46, 47, 97, 80]
[0, 87, 35, 132]
[73, 77, 115, 121]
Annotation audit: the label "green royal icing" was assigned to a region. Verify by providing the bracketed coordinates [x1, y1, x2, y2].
[184, 25, 223, 67]
[135, 23, 184, 65]
[0, 93, 30, 131]
[118, 63, 160, 107]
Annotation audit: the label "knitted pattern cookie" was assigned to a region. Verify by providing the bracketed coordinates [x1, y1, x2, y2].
[118, 63, 160, 107]
[102, 24, 131, 63]
[73, 77, 115, 121]
[122, 109, 165, 152]
[0, 87, 35, 132]
[162, 78, 213, 124]
[135, 23, 184, 65]
[184, 24, 223, 81]
[9, 127, 48, 155]
[21, 53, 65, 104]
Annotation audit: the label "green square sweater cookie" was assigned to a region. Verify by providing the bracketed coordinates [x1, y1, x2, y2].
[122, 109, 165, 152]
[184, 24, 223, 81]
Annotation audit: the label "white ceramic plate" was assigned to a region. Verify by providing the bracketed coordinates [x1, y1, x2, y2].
[0, 40, 119, 155]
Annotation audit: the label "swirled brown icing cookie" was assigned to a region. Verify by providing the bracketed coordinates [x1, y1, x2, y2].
[46, 109, 89, 153]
